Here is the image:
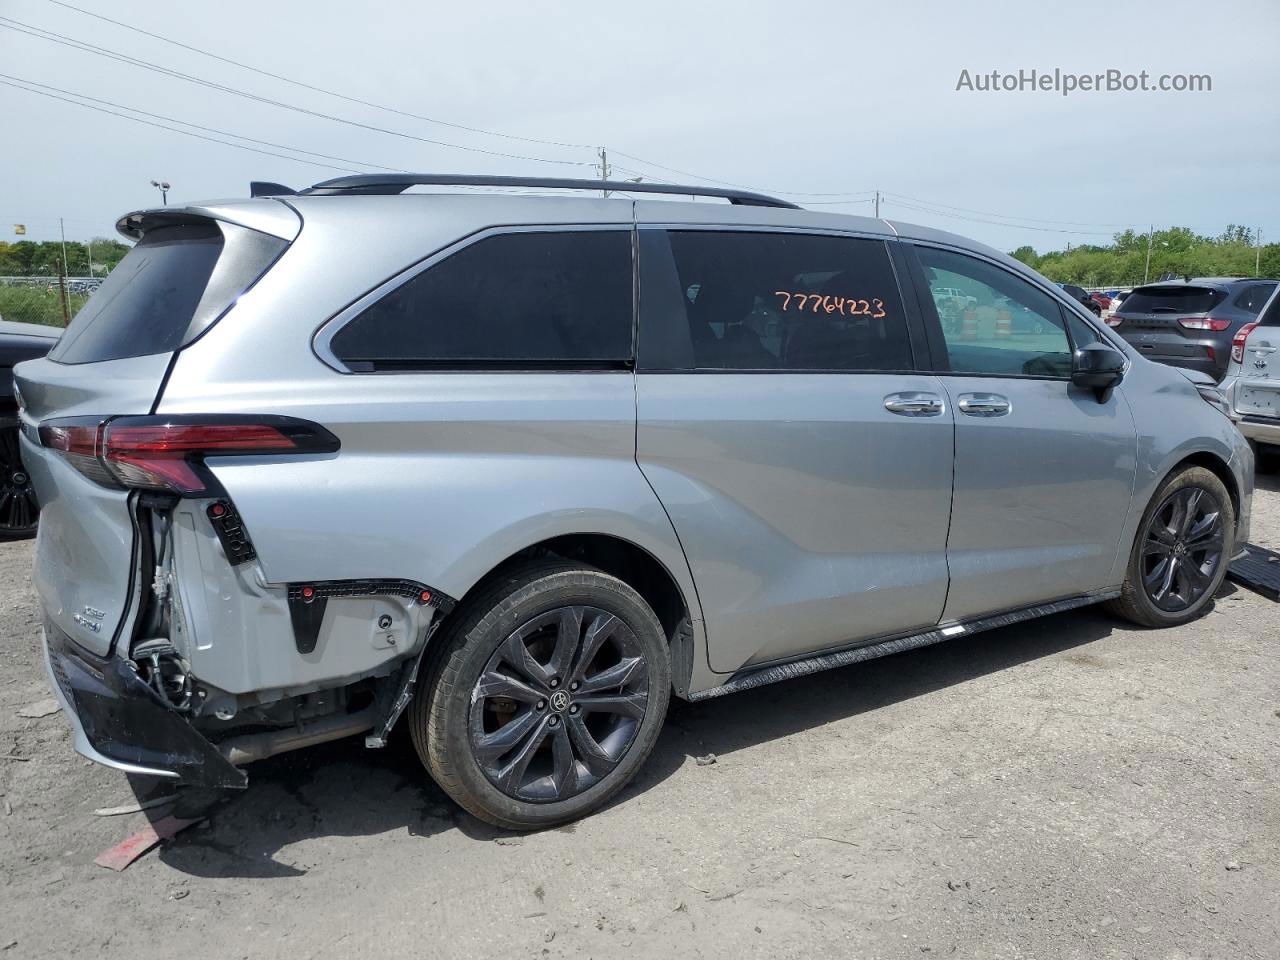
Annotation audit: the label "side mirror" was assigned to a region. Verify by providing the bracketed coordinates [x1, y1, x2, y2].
[1072, 342, 1126, 402]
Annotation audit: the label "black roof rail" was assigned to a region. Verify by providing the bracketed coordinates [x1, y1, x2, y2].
[297, 174, 801, 209]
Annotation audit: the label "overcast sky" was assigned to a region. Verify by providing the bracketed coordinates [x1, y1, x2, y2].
[1, 0, 1277, 252]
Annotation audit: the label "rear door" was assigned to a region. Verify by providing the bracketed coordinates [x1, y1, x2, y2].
[634, 226, 954, 674]
[905, 243, 1138, 621]
[17, 211, 293, 655]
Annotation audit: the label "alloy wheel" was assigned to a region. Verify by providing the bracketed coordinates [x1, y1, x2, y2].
[468, 605, 650, 803]
[1141, 485, 1225, 612]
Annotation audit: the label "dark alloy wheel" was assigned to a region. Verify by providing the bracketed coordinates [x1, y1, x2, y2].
[1140, 486, 1225, 612]
[1110, 465, 1235, 628]
[411, 561, 670, 829]
[469, 605, 650, 803]
[0, 424, 38, 540]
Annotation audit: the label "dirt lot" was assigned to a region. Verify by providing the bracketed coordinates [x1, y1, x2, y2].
[1, 473, 1277, 960]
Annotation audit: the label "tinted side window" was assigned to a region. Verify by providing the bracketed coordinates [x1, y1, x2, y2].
[331, 231, 633, 369]
[1234, 283, 1277, 315]
[639, 230, 911, 371]
[916, 247, 1073, 377]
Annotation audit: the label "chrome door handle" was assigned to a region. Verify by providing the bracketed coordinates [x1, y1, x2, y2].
[957, 393, 1011, 417]
[884, 392, 944, 417]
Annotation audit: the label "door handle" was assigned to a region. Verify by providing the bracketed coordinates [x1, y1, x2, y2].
[957, 393, 1011, 417]
[884, 392, 944, 417]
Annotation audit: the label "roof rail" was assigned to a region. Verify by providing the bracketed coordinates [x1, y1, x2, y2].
[296, 174, 800, 209]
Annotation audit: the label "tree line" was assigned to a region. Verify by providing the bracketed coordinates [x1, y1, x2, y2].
[0, 238, 132, 277]
[1011, 225, 1278, 288]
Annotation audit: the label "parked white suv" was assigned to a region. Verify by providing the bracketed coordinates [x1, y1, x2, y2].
[1221, 284, 1280, 460]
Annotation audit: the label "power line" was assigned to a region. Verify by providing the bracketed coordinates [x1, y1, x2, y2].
[0, 78, 362, 174]
[802, 198, 877, 207]
[0, 73, 404, 173]
[0, 16, 594, 167]
[882, 191, 1137, 229]
[3, 13, 1161, 233]
[885, 198, 1123, 236]
[37, 0, 597, 152]
[608, 149, 875, 198]
[29, 2, 880, 200]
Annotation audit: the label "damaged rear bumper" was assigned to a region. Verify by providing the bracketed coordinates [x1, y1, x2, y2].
[42, 619, 246, 789]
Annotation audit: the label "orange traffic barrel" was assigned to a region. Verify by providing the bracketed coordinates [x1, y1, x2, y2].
[995, 308, 1012, 338]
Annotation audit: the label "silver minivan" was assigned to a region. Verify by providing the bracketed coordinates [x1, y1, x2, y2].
[17, 175, 1253, 829]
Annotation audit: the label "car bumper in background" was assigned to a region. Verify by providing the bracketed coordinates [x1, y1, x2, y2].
[1122, 335, 1227, 380]
[42, 618, 246, 789]
[1237, 415, 1280, 446]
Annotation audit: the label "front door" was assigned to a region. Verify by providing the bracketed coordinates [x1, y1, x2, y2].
[907, 244, 1138, 621]
[634, 226, 955, 674]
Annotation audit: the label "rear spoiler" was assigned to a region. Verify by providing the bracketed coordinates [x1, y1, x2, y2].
[115, 201, 302, 243]
[250, 181, 297, 198]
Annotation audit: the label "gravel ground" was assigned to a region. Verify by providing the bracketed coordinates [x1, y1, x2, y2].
[1, 471, 1277, 960]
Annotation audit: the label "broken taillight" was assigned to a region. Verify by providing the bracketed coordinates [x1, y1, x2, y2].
[39, 415, 339, 496]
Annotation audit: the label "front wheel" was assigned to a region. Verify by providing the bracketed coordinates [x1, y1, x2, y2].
[410, 561, 671, 830]
[1109, 466, 1234, 627]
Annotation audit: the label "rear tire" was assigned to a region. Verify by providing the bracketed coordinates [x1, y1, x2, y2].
[410, 560, 670, 830]
[1108, 466, 1234, 628]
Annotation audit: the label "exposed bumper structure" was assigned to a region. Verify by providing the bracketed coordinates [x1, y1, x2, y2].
[42, 619, 247, 789]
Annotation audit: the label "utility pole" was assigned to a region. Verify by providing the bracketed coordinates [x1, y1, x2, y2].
[874, 190, 880, 218]
[1143, 225, 1155, 284]
[597, 148, 611, 198]
[1257, 227, 1264, 277]
[56, 256, 70, 326]
[59, 217, 70, 277]
[86, 236, 94, 277]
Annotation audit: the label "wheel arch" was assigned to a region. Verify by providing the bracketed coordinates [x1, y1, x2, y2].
[1168, 450, 1240, 521]
[444, 530, 703, 698]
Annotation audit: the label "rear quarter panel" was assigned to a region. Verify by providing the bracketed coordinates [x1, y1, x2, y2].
[155, 195, 713, 690]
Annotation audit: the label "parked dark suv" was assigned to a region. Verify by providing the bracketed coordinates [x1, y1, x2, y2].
[0, 317, 59, 538]
[1108, 277, 1278, 381]
[1060, 283, 1102, 317]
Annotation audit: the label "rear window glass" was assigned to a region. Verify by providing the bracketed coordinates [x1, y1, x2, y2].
[1118, 285, 1225, 315]
[50, 221, 285, 365]
[1259, 287, 1280, 327]
[331, 231, 633, 369]
[1233, 282, 1277, 315]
